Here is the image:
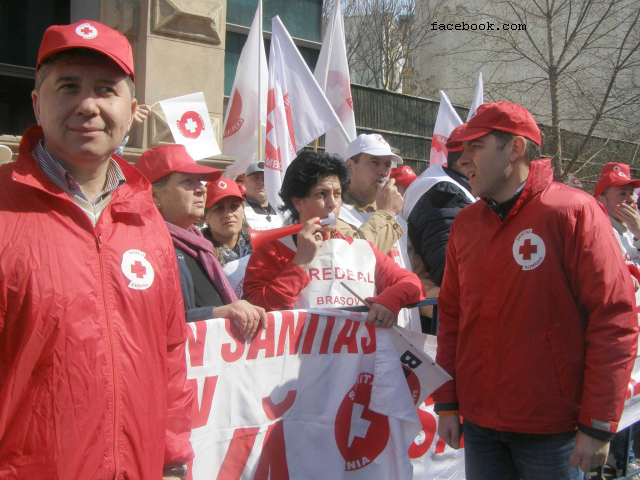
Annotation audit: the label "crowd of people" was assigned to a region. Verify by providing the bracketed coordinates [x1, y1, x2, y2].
[1, 18, 640, 480]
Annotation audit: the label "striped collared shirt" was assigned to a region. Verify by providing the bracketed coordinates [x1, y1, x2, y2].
[34, 141, 126, 226]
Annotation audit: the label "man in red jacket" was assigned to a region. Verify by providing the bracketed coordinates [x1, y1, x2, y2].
[433, 102, 638, 479]
[0, 21, 193, 479]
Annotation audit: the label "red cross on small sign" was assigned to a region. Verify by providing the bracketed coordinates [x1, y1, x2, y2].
[131, 260, 147, 279]
[519, 239, 537, 260]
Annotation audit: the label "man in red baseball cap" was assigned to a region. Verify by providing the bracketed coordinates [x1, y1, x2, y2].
[389, 165, 418, 195]
[0, 21, 194, 479]
[434, 102, 638, 478]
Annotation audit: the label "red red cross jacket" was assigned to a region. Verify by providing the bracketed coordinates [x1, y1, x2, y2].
[242, 234, 425, 313]
[433, 158, 638, 438]
[0, 127, 194, 478]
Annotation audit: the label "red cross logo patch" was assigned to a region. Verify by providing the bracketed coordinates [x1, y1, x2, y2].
[121, 249, 155, 290]
[75, 23, 98, 39]
[177, 111, 205, 139]
[512, 229, 546, 270]
[218, 180, 227, 189]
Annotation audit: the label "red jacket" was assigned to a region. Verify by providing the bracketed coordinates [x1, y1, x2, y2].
[243, 234, 425, 312]
[0, 127, 194, 479]
[433, 159, 638, 436]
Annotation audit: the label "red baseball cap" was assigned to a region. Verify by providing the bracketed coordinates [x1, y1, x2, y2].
[390, 166, 418, 187]
[593, 163, 640, 198]
[37, 20, 135, 81]
[134, 145, 222, 184]
[452, 101, 542, 147]
[206, 179, 246, 208]
[445, 123, 468, 152]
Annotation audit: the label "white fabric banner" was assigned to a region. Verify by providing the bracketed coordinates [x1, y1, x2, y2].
[222, 1, 268, 180]
[429, 92, 463, 167]
[264, 16, 343, 211]
[314, 0, 356, 159]
[466, 72, 484, 122]
[186, 309, 450, 479]
[159, 92, 221, 160]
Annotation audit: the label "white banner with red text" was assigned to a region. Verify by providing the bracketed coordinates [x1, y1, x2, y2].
[185, 309, 450, 479]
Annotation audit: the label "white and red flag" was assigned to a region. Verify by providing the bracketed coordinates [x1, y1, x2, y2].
[264, 16, 343, 210]
[221, 0, 268, 179]
[429, 91, 462, 167]
[159, 92, 221, 160]
[467, 72, 484, 121]
[314, 0, 356, 159]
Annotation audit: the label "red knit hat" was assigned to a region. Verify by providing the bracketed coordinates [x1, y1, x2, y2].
[452, 102, 542, 146]
[37, 20, 135, 81]
[593, 163, 640, 198]
[206, 179, 246, 208]
[134, 145, 221, 184]
[390, 166, 418, 187]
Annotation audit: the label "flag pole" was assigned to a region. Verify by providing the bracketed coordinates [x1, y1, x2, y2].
[257, 0, 264, 162]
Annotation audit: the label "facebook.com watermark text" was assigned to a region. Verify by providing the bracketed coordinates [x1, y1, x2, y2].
[431, 22, 527, 31]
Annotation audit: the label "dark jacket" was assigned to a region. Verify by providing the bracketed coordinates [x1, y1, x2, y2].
[407, 167, 473, 285]
[175, 247, 223, 322]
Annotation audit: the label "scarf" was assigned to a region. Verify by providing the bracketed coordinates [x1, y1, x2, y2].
[165, 222, 238, 304]
[214, 229, 253, 267]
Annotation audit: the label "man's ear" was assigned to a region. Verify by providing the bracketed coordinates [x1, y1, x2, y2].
[510, 136, 527, 163]
[345, 158, 354, 170]
[32, 90, 41, 126]
[128, 98, 138, 131]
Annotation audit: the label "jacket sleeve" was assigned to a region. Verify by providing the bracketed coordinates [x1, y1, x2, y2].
[432, 220, 461, 406]
[164, 253, 195, 464]
[338, 210, 404, 254]
[366, 246, 425, 314]
[409, 183, 472, 286]
[242, 243, 311, 311]
[567, 201, 638, 439]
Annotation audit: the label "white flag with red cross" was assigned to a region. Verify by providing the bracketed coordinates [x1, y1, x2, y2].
[222, 0, 268, 179]
[264, 16, 343, 210]
[568, 174, 583, 188]
[429, 91, 463, 167]
[159, 92, 221, 160]
[314, 0, 356, 160]
[467, 72, 484, 121]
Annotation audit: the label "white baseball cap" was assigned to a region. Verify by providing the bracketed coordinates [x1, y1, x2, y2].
[346, 134, 403, 164]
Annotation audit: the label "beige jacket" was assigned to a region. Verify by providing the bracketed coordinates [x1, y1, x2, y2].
[337, 191, 404, 254]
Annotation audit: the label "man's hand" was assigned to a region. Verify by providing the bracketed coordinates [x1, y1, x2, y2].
[617, 202, 640, 239]
[292, 218, 324, 270]
[365, 303, 397, 328]
[437, 414, 462, 449]
[569, 430, 609, 473]
[133, 104, 151, 125]
[375, 178, 404, 216]
[213, 300, 268, 339]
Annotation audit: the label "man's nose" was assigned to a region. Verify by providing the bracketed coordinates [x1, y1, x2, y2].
[75, 92, 100, 117]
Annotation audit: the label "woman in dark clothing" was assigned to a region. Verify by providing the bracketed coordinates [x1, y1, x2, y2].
[134, 144, 266, 338]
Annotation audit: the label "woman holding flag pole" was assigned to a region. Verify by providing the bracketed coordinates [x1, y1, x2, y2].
[242, 151, 425, 326]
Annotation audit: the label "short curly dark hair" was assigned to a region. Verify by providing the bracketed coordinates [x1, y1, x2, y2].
[279, 151, 351, 222]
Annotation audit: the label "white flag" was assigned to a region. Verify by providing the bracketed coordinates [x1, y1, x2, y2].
[430, 91, 463, 166]
[221, 0, 268, 179]
[467, 72, 484, 121]
[314, 0, 356, 159]
[159, 92, 221, 160]
[568, 174, 583, 188]
[264, 16, 343, 210]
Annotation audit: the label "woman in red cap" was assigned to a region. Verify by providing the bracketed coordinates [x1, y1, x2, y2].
[203, 179, 252, 297]
[135, 145, 267, 337]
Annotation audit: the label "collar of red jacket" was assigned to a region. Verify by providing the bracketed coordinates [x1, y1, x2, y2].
[12, 125, 154, 209]
[490, 158, 553, 222]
